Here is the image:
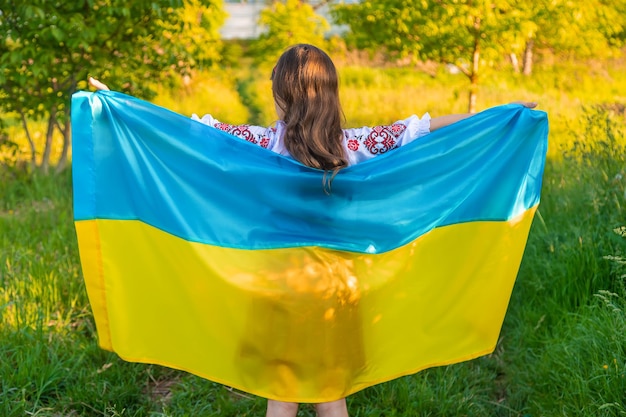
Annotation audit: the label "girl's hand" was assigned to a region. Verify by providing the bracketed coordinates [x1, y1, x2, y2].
[510, 101, 538, 108]
[89, 77, 110, 91]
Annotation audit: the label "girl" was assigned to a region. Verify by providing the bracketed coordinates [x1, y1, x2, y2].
[89, 43, 536, 417]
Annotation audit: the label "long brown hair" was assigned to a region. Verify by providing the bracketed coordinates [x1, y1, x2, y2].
[272, 44, 347, 189]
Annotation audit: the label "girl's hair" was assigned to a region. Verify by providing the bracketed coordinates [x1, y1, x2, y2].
[272, 44, 347, 188]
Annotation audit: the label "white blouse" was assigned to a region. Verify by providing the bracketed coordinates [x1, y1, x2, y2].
[192, 113, 431, 166]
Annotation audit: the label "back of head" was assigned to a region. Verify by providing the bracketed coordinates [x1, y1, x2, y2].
[272, 44, 347, 173]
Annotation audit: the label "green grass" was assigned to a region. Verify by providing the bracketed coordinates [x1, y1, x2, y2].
[1, 59, 626, 416]
[500, 105, 626, 415]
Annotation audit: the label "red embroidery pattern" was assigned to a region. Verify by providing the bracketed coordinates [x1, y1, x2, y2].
[260, 137, 270, 148]
[215, 123, 258, 144]
[390, 124, 406, 135]
[347, 139, 359, 151]
[361, 123, 406, 154]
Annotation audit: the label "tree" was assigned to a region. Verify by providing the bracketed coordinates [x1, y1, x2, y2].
[513, 0, 626, 76]
[333, 0, 523, 112]
[0, 0, 225, 173]
[249, 0, 330, 66]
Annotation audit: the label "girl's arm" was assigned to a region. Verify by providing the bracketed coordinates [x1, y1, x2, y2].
[430, 113, 473, 132]
[430, 101, 538, 132]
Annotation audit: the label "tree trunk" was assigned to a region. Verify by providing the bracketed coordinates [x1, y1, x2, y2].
[56, 108, 71, 173]
[41, 108, 58, 175]
[510, 53, 520, 73]
[466, 17, 481, 113]
[56, 78, 77, 173]
[468, 39, 480, 113]
[522, 39, 534, 76]
[468, 77, 478, 114]
[19, 110, 37, 168]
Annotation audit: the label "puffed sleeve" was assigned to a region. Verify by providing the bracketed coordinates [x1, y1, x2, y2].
[191, 113, 219, 127]
[342, 113, 431, 165]
[191, 114, 279, 150]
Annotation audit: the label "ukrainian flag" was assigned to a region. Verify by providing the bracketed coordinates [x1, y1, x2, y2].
[72, 91, 548, 402]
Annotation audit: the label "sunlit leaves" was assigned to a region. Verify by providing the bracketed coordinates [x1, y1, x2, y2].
[335, 0, 518, 67]
[249, 0, 329, 66]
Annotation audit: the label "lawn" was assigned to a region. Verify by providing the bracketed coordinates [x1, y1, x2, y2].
[1, 59, 625, 416]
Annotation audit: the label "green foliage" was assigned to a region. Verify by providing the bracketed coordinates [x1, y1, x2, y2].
[248, 0, 329, 67]
[159, 0, 227, 73]
[333, 0, 626, 110]
[336, 0, 515, 67]
[528, 0, 626, 58]
[0, 0, 225, 172]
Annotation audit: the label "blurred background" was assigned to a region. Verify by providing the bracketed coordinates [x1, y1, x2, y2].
[1, 1, 625, 416]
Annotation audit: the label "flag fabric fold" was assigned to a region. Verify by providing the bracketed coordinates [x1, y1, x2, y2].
[71, 91, 548, 402]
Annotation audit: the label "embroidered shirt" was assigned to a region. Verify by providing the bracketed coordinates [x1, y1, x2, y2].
[191, 113, 431, 166]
